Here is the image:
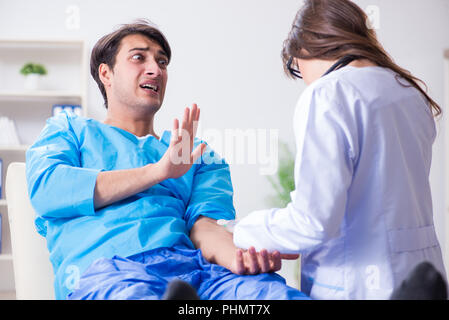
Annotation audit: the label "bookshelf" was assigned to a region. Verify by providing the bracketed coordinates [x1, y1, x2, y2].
[0, 38, 88, 299]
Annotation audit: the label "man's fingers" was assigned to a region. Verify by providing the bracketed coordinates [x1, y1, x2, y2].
[270, 251, 282, 272]
[259, 249, 270, 273]
[171, 118, 180, 144]
[195, 107, 200, 121]
[235, 249, 245, 275]
[190, 143, 206, 164]
[181, 107, 190, 131]
[192, 107, 200, 139]
[189, 105, 197, 147]
[190, 104, 197, 132]
[248, 247, 260, 274]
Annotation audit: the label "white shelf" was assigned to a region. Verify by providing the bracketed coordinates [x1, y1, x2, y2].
[0, 38, 84, 49]
[0, 291, 16, 300]
[0, 254, 13, 261]
[0, 38, 87, 295]
[0, 145, 29, 152]
[0, 90, 83, 100]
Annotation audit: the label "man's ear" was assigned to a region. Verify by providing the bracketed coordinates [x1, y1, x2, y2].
[99, 63, 113, 88]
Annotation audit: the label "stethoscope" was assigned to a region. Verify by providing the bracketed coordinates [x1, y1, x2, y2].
[322, 55, 359, 77]
[287, 54, 359, 79]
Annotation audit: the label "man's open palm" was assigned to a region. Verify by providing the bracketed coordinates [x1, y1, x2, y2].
[158, 104, 206, 179]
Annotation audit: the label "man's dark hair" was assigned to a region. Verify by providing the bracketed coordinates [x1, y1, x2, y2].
[90, 19, 172, 108]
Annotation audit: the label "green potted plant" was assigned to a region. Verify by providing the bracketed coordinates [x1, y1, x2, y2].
[267, 142, 295, 208]
[20, 62, 47, 90]
[266, 141, 301, 289]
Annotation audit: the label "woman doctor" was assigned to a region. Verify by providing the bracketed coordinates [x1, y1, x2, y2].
[232, 0, 447, 300]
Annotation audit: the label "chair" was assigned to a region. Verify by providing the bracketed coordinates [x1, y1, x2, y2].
[5, 162, 54, 299]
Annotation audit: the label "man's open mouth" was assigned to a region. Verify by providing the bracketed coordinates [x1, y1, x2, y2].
[140, 83, 159, 92]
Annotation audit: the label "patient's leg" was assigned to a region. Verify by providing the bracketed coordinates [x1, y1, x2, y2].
[194, 258, 309, 300]
[67, 254, 169, 300]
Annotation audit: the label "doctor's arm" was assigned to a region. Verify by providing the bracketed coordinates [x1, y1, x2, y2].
[233, 88, 356, 254]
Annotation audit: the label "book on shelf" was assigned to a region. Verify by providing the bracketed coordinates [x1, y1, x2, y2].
[0, 213, 2, 254]
[0, 158, 3, 199]
[52, 104, 82, 117]
[0, 117, 20, 146]
[0, 158, 2, 199]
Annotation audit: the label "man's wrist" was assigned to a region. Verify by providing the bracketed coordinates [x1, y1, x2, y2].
[145, 162, 168, 184]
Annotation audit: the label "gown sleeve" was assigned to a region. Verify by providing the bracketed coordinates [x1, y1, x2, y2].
[26, 113, 102, 232]
[184, 145, 236, 232]
[233, 82, 357, 254]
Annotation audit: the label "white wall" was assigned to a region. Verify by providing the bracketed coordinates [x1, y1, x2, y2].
[1, 0, 448, 287]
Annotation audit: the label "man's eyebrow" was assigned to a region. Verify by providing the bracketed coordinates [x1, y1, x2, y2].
[128, 47, 168, 58]
[128, 47, 149, 52]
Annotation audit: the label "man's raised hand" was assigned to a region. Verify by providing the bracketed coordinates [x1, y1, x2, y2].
[157, 104, 206, 180]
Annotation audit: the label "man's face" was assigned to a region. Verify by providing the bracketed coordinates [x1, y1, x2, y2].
[101, 33, 169, 113]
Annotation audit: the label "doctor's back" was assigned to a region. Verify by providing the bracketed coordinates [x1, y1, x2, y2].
[232, 0, 447, 299]
[297, 64, 447, 299]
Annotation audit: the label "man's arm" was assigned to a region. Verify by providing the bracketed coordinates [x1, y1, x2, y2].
[190, 216, 299, 275]
[94, 106, 205, 210]
[94, 163, 164, 209]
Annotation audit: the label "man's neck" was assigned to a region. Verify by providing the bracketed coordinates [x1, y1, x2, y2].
[103, 108, 159, 139]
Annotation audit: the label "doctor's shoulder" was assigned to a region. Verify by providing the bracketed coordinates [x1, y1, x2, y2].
[296, 74, 359, 115]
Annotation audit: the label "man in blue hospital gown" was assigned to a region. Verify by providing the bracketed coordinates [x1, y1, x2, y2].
[25, 20, 307, 300]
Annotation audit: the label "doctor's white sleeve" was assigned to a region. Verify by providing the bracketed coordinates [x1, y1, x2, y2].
[234, 84, 357, 254]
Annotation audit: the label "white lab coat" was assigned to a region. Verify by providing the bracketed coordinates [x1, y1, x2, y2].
[233, 66, 447, 299]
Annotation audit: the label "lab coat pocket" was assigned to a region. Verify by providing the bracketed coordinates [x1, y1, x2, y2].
[388, 225, 439, 253]
[387, 225, 445, 289]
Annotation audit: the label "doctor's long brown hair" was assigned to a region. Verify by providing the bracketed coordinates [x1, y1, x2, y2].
[282, 0, 442, 117]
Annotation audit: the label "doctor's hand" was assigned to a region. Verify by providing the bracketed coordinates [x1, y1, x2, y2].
[157, 104, 206, 180]
[231, 246, 300, 275]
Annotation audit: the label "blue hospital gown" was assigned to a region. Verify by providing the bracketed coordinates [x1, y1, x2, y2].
[26, 112, 307, 300]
